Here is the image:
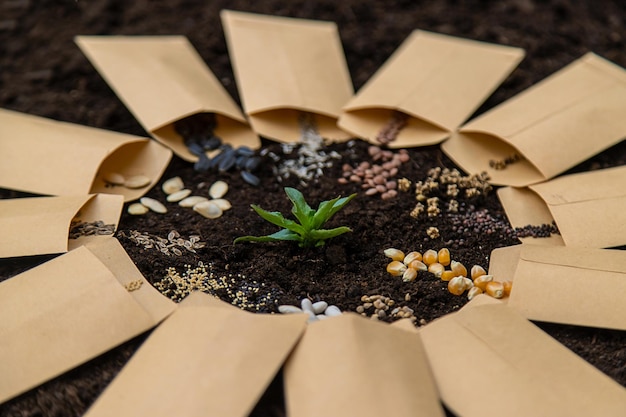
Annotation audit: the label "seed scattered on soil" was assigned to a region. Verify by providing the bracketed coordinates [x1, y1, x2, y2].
[356, 294, 416, 323]
[139, 197, 167, 214]
[166, 189, 192, 202]
[118, 229, 205, 255]
[127, 202, 149, 215]
[193, 201, 223, 219]
[179, 196, 209, 207]
[278, 298, 341, 322]
[162, 176, 184, 195]
[208, 180, 228, 199]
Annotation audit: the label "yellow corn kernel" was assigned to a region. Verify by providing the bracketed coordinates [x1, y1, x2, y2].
[448, 276, 466, 296]
[384, 248, 405, 262]
[423, 249, 438, 265]
[486, 281, 504, 299]
[428, 262, 445, 278]
[386, 260, 407, 277]
[463, 277, 474, 289]
[437, 248, 451, 266]
[409, 259, 428, 272]
[403, 251, 422, 265]
[402, 267, 418, 282]
[450, 260, 468, 277]
[467, 286, 483, 300]
[473, 274, 493, 291]
[471, 265, 487, 280]
[440, 270, 457, 282]
[503, 280, 513, 297]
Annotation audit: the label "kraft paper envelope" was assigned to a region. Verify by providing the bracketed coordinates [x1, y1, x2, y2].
[419, 303, 626, 417]
[507, 244, 626, 330]
[0, 194, 123, 258]
[221, 10, 354, 143]
[499, 165, 626, 248]
[284, 313, 444, 417]
[487, 244, 522, 282]
[0, 242, 175, 404]
[442, 53, 626, 186]
[338, 30, 524, 148]
[84, 291, 307, 417]
[0, 109, 172, 201]
[75, 36, 259, 162]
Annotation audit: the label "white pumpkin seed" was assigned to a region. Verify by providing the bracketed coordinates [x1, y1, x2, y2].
[193, 201, 222, 219]
[324, 305, 342, 317]
[124, 175, 151, 189]
[103, 172, 125, 185]
[208, 180, 228, 199]
[301, 298, 314, 314]
[211, 198, 232, 211]
[166, 189, 192, 202]
[312, 301, 328, 314]
[127, 203, 149, 215]
[179, 196, 209, 207]
[162, 176, 184, 195]
[139, 197, 167, 214]
[278, 305, 303, 314]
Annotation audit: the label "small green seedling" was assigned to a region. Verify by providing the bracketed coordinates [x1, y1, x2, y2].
[234, 187, 356, 248]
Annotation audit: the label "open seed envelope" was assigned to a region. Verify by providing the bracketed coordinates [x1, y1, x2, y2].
[0, 109, 171, 201]
[0, 238, 175, 404]
[507, 244, 626, 331]
[75, 35, 259, 162]
[284, 313, 444, 417]
[338, 30, 524, 148]
[487, 244, 522, 282]
[499, 165, 626, 248]
[220, 10, 354, 143]
[0, 194, 123, 258]
[419, 302, 626, 417]
[442, 53, 626, 186]
[84, 291, 307, 417]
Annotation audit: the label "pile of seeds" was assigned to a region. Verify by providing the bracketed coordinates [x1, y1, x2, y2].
[448, 207, 516, 241]
[383, 247, 512, 300]
[338, 145, 409, 199]
[101, 172, 151, 189]
[153, 262, 282, 312]
[123, 279, 143, 292]
[489, 153, 521, 170]
[118, 230, 205, 256]
[514, 221, 560, 238]
[375, 110, 409, 145]
[68, 220, 116, 239]
[355, 294, 417, 323]
[174, 112, 262, 186]
[278, 298, 342, 323]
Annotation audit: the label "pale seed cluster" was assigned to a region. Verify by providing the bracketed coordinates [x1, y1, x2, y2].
[489, 153, 521, 170]
[278, 298, 342, 323]
[102, 172, 151, 189]
[118, 229, 205, 256]
[375, 110, 409, 145]
[355, 294, 417, 323]
[153, 262, 281, 312]
[383, 247, 512, 301]
[338, 145, 409, 200]
[68, 220, 116, 239]
[123, 279, 143, 292]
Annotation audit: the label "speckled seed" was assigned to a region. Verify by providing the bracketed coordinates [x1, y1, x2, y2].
[103, 172, 125, 185]
[179, 196, 209, 207]
[162, 176, 184, 195]
[211, 198, 232, 211]
[324, 305, 342, 317]
[209, 180, 228, 199]
[127, 202, 149, 215]
[166, 189, 192, 202]
[139, 197, 167, 213]
[193, 201, 222, 219]
[312, 301, 328, 314]
[278, 305, 303, 314]
[124, 175, 151, 189]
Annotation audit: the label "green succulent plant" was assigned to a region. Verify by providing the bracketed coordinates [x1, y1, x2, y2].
[234, 187, 356, 248]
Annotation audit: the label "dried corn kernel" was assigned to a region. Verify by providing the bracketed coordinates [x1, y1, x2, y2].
[503, 280, 513, 296]
[471, 265, 487, 280]
[450, 260, 468, 277]
[463, 277, 474, 289]
[441, 270, 457, 282]
[402, 267, 418, 282]
[486, 281, 504, 299]
[428, 262, 445, 278]
[438, 248, 451, 266]
[448, 276, 467, 296]
[467, 286, 483, 300]
[386, 260, 407, 276]
[384, 248, 405, 262]
[423, 249, 438, 265]
[403, 251, 422, 265]
[409, 259, 428, 272]
[473, 274, 493, 291]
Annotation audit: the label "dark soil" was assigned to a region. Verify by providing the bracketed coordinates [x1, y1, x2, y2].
[1, 1, 626, 416]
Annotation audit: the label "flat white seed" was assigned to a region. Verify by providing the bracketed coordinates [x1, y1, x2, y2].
[193, 201, 223, 219]
[139, 197, 167, 213]
[316, 314, 329, 320]
[312, 301, 328, 314]
[179, 196, 209, 207]
[103, 172, 125, 185]
[127, 203, 149, 215]
[166, 189, 192, 202]
[124, 175, 151, 189]
[209, 180, 228, 199]
[301, 298, 314, 314]
[162, 176, 184, 194]
[325, 305, 342, 317]
[278, 305, 303, 314]
[211, 198, 232, 211]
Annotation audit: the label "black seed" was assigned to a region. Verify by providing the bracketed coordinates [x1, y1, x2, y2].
[218, 149, 237, 172]
[236, 155, 249, 169]
[241, 170, 260, 186]
[244, 156, 261, 172]
[201, 135, 222, 150]
[236, 146, 255, 157]
[194, 153, 211, 172]
[186, 141, 205, 157]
